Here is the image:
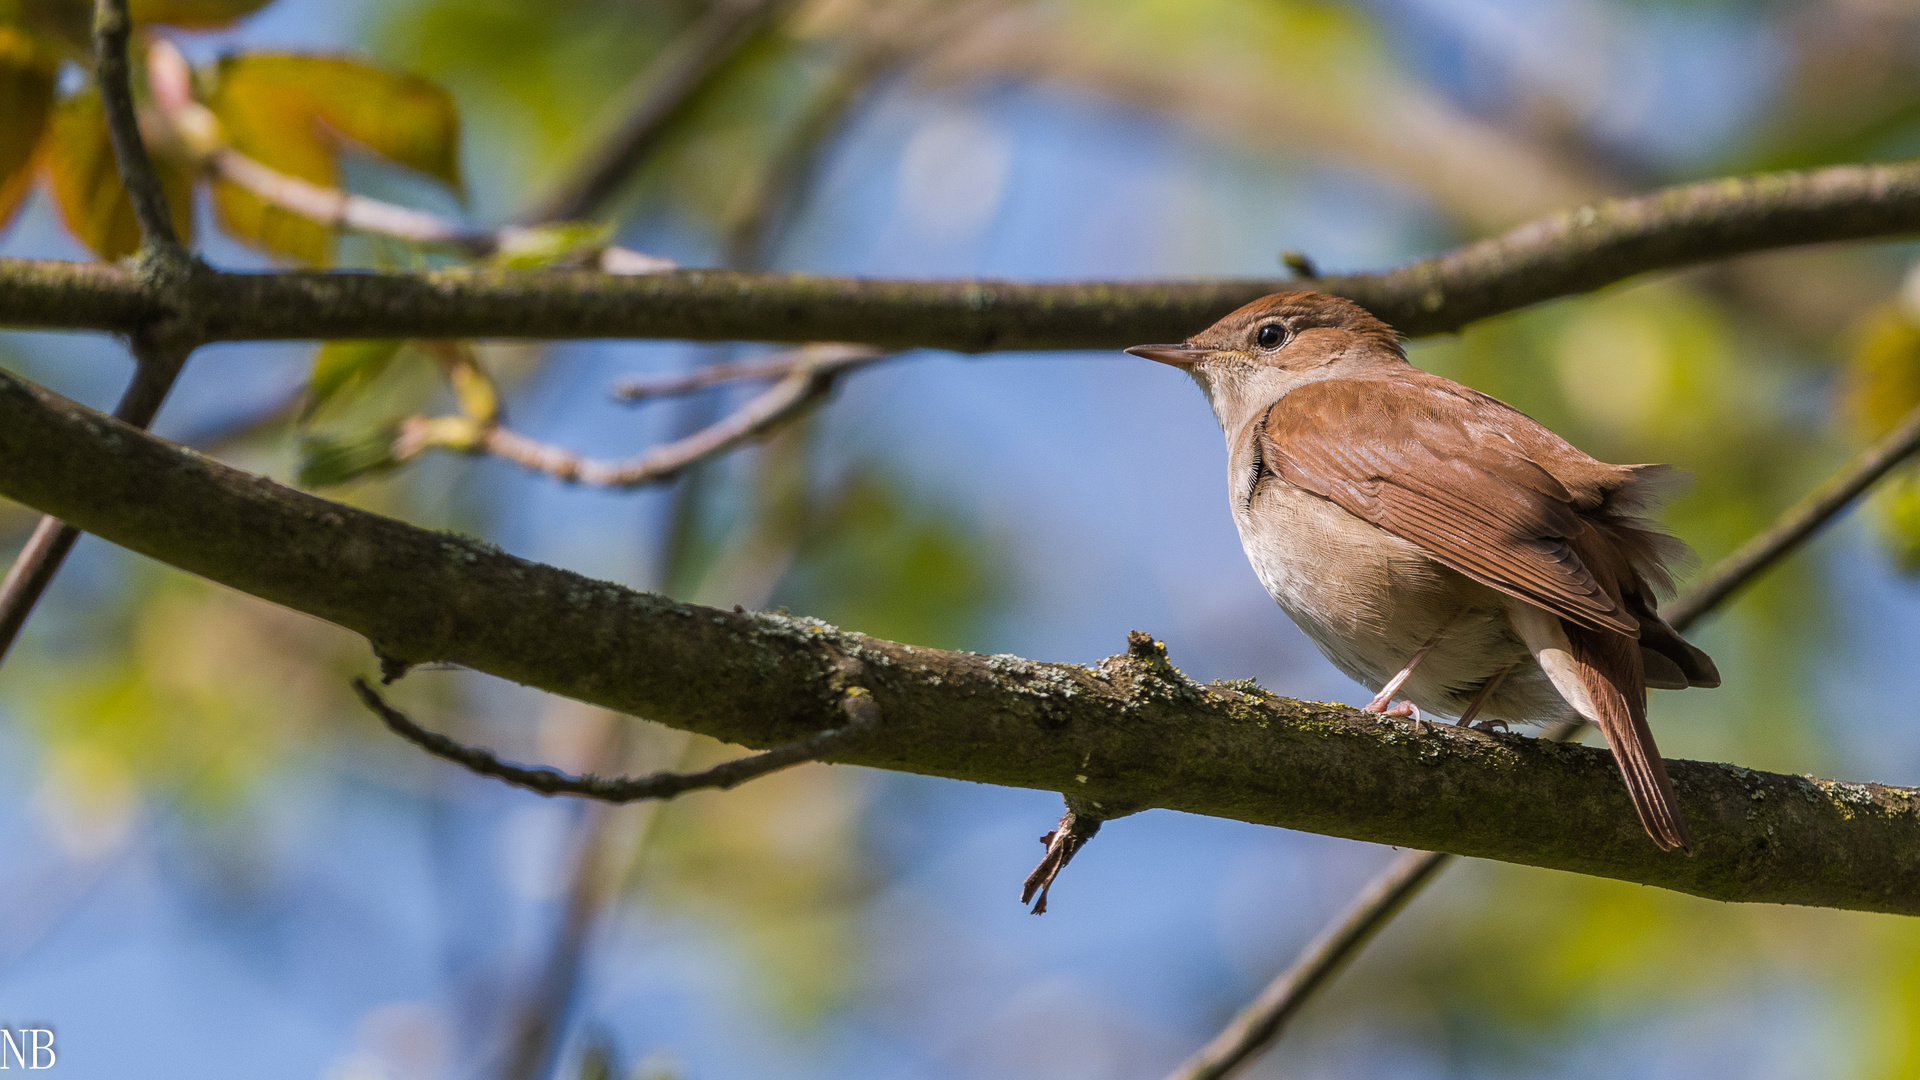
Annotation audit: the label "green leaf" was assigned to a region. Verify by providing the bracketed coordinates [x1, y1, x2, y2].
[42, 88, 193, 259]
[303, 338, 405, 420]
[0, 25, 56, 231]
[297, 426, 402, 488]
[491, 220, 614, 269]
[206, 53, 464, 264]
[1874, 467, 1920, 575]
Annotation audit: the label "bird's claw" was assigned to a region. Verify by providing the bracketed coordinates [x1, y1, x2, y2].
[1365, 698, 1426, 730]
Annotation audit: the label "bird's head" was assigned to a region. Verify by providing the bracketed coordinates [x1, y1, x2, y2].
[1127, 291, 1406, 431]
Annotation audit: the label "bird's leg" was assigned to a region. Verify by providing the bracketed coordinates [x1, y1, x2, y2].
[1365, 618, 1456, 723]
[1457, 665, 1513, 733]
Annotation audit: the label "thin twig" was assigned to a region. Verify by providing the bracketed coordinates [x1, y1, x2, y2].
[352, 677, 877, 802]
[610, 346, 866, 401]
[1664, 399, 1920, 631]
[93, 0, 185, 265]
[1159, 397, 1920, 1080]
[525, 0, 796, 224]
[450, 345, 881, 487]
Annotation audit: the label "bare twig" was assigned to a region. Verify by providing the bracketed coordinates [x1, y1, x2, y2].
[1159, 397, 1920, 1080]
[1166, 849, 1449, 1080]
[94, 0, 185, 266]
[610, 345, 877, 401]
[525, 0, 796, 224]
[430, 345, 882, 487]
[352, 677, 876, 802]
[1664, 399, 1920, 630]
[1021, 799, 1103, 915]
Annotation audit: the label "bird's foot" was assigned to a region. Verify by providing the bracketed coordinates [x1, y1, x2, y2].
[1462, 716, 1510, 734]
[1365, 698, 1426, 730]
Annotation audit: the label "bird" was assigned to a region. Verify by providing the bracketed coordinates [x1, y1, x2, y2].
[1127, 291, 1718, 852]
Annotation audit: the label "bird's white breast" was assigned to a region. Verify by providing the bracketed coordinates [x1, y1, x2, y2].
[1225, 424, 1539, 714]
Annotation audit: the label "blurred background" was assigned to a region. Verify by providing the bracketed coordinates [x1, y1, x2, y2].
[5, 0, 1920, 1076]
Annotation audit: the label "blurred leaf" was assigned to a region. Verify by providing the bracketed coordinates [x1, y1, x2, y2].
[1873, 467, 1920, 574]
[491, 220, 613, 268]
[12, 0, 274, 45]
[1844, 302, 1920, 440]
[304, 338, 406, 420]
[9, 0, 90, 58]
[42, 88, 194, 259]
[1844, 301, 1920, 575]
[206, 52, 463, 264]
[0, 25, 56, 230]
[643, 744, 872, 1028]
[776, 468, 1002, 651]
[129, 0, 275, 27]
[298, 426, 402, 487]
[14, 570, 349, 818]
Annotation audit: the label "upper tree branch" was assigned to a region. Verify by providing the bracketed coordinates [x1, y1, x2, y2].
[6, 367, 1920, 915]
[8, 157, 1920, 347]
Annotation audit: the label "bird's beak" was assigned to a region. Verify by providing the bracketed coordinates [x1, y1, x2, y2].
[1125, 343, 1205, 368]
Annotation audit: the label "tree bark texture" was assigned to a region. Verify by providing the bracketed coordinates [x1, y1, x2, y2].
[6, 158, 1920, 348]
[3, 367, 1919, 915]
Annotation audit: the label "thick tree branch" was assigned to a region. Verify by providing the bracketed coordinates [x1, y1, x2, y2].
[7, 370, 1920, 914]
[8, 158, 1920, 346]
[0, 339, 186, 661]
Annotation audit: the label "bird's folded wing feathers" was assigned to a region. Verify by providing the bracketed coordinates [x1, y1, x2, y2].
[1260, 375, 1639, 637]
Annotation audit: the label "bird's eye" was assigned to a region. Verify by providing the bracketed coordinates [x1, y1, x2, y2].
[1256, 323, 1286, 349]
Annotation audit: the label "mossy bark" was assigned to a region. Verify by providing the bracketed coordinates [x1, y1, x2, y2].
[5, 368, 1920, 915]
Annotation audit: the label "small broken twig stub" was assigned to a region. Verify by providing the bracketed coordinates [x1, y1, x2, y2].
[1022, 797, 1105, 915]
[352, 677, 877, 803]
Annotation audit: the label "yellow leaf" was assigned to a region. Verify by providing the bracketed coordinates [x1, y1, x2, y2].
[128, 0, 276, 28]
[42, 89, 193, 260]
[1844, 302, 1920, 575]
[1844, 303, 1920, 439]
[211, 53, 462, 187]
[10, 0, 91, 60]
[0, 26, 57, 230]
[206, 53, 463, 264]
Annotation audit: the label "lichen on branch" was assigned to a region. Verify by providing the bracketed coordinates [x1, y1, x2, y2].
[6, 366, 1920, 915]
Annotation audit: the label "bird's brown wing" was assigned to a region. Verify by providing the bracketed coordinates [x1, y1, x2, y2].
[1259, 374, 1639, 637]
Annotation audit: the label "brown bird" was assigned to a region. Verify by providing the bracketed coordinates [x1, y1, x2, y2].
[1128, 291, 1718, 851]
